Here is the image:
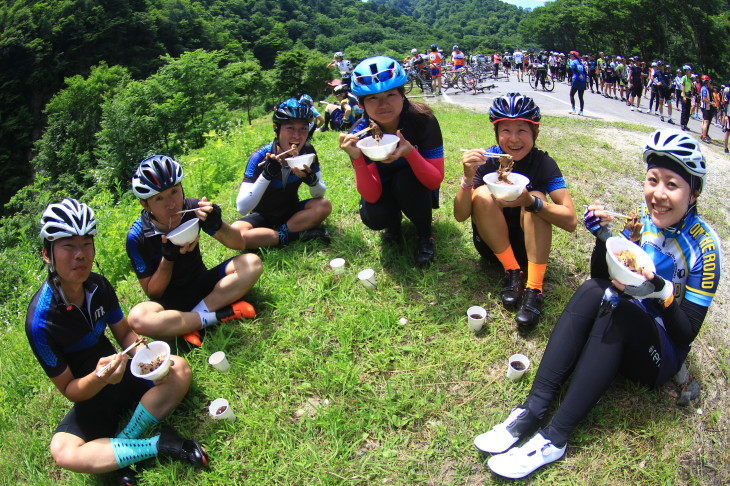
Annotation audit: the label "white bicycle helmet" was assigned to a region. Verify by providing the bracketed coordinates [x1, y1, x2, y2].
[132, 155, 184, 200]
[334, 51, 344, 58]
[411, 48, 418, 55]
[643, 129, 706, 193]
[40, 198, 97, 243]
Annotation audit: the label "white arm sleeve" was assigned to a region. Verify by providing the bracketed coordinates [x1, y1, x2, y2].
[308, 172, 326, 199]
[236, 174, 270, 215]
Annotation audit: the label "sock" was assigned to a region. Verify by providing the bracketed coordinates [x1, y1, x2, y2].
[191, 300, 218, 328]
[116, 402, 159, 440]
[276, 224, 300, 246]
[494, 246, 520, 272]
[526, 261, 547, 292]
[110, 436, 160, 468]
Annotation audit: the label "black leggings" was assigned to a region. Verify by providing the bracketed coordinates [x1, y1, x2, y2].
[570, 86, 585, 111]
[681, 97, 691, 127]
[523, 279, 679, 446]
[359, 167, 433, 237]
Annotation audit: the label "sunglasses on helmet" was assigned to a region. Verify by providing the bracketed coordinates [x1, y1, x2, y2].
[355, 67, 397, 86]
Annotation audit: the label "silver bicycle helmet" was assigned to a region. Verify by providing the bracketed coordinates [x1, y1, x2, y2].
[643, 129, 706, 193]
[40, 198, 97, 243]
[132, 155, 184, 200]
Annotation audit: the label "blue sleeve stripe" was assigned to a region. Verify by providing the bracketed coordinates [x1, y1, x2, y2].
[422, 146, 444, 159]
[107, 306, 124, 325]
[126, 219, 147, 274]
[685, 291, 713, 307]
[244, 143, 272, 179]
[545, 177, 567, 193]
[30, 284, 57, 368]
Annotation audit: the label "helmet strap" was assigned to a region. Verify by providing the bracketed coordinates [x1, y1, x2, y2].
[47, 242, 72, 310]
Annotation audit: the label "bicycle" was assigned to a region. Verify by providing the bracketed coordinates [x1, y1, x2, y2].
[530, 66, 554, 91]
[404, 65, 433, 95]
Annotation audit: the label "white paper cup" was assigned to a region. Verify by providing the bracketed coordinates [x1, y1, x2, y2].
[209, 398, 235, 422]
[506, 354, 530, 382]
[208, 351, 230, 372]
[358, 268, 377, 290]
[330, 258, 346, 273]
[467, 305, 487, 332]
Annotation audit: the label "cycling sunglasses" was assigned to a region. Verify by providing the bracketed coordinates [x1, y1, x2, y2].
[355, 67, 398, 86]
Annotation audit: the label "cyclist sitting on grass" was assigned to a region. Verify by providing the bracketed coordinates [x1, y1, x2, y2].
[232, 98, 332, 249]
[319, 84, 361, 132]
[27, 199, 207, 485]
[126, 155, 263, 347]
[454, 93, 577, 332]
[474, 129, 720, 479]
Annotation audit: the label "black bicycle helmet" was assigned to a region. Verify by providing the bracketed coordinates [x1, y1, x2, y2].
[489, 93, 541, 125]
[132, 155, 184, 200]
[272, 98, 314, 125]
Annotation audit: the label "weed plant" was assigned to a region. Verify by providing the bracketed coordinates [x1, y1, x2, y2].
[0, 104, 727, 485]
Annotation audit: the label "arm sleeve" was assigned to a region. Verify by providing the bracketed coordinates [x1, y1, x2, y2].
[405, 149, 444, 190]
[590, 237, 611, 280]
[308, 171, 326, 198]
[656, 298, 706, 348]
[351, 155, 382, 203]
[236, 174, 270, 215]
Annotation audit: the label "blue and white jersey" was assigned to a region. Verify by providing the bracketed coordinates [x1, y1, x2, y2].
[618, 205, 721, 317]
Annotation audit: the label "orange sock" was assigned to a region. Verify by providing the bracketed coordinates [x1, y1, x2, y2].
[526, 261, 547, 292]
[495, 246, 520, 272]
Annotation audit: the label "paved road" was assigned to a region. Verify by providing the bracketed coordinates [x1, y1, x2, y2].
[436, 73, 726, 143]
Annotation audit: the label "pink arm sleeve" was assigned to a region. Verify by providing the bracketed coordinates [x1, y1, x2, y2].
[351, 155, 382, 203]
[405, 149, 444, 190]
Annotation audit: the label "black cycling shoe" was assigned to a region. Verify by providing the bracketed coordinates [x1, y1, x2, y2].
[117, 467, 138, 486]
[515, 288, 544, 331]
[382, 224, 403, 246]
[415, 236, 435, 266]
[500, 269, 524, 308]
[157, 427, 209, 468]
[300, 227, 331, 244]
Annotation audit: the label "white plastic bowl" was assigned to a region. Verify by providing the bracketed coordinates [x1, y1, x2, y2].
[131, 340, 171, 381]
[482, 172, 530, 201]
[166, 218, 199, 246]
[356, 134, 399, 161]
[605, 236, 656, 287]
[287, 153, 316, 170]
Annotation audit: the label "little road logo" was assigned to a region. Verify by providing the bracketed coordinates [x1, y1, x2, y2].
[94, 306, 104, 322]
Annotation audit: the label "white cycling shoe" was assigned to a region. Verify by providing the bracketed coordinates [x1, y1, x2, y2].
[487, 432, 566, 479]
[474, 408, 528, 454]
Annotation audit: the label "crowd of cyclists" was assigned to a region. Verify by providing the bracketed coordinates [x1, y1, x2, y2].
[398, 46, 730, 152]
[23, 49, 722, 484]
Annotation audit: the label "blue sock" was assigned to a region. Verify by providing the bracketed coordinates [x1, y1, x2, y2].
[277, 224, 300, 245]
[116, 402, 159, 440]
[110, 435, 160, 468]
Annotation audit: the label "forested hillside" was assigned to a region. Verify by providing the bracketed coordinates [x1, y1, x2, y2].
[1, 0, 729, 220]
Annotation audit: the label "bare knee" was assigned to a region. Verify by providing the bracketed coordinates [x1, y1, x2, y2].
[50, 434, 84, 471]
[169, 355, 192, 390]
[127, 302, 163, 336]
[236, 252, 263, 279]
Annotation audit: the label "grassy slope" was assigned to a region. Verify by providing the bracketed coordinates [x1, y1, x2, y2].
[0, 103, 727, 485]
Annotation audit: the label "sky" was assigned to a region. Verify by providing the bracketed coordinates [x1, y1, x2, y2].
[500, 0, 551, 9]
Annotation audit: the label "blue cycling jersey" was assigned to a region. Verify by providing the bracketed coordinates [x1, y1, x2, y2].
[618, 205, 721, 323]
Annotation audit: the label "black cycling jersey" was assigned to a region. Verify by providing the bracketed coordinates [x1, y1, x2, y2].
[471, 146, 566, 196]
[26, 273, 123, 379]
[241, 140, 321, 222]
[126, 198, 214, 298]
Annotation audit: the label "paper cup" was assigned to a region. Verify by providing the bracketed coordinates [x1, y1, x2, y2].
[208, 351, 230, 372]
[467, 305, 487, 332]
[506, 354, 530, 382]
[209, 398, 235, 422]
[358, 268, 377, 290]
[330, 258, 346, 273]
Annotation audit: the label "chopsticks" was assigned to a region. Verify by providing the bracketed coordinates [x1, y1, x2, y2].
[96, 337, 147, 378]
[582, 204, 630, 219]
[257, 146, 299, 167]
[177, 208, 200, 214]
[353, 125, 373, 137]
[459, 148, 503, 158]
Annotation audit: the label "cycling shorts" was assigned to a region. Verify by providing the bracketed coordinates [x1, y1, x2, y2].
[630, 85, 642, 98]
[430, 67, 441, 76]
[454, 65, 464, 70]
[154, 258, 232, 311]
[236, 199, 311, 229]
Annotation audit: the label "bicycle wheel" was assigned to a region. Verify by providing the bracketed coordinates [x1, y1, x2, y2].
[458, 73, 474, 92]
[528, 73, 537, 88]
[404, 77, 414, 95]
[543, 76, 555, 91]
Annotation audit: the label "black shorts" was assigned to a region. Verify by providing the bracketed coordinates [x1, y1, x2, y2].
[630, 85, 642, 98]
[471, 207, 528, 269]
[237, 199, 310, 229]
[55, 363, 152, 441]
[702, 108, 715, 121]
[156, 258, 232, 311]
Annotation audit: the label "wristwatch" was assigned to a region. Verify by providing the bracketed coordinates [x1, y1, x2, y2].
[525, 195, 543, 213]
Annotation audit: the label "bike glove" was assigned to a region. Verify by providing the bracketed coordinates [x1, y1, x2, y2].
[262, 157, 282, 181]
[583, 208, 612, 242]
[200, 204, 222, 233]
[623, 273, 674, 303]
[301, 171, 318, 187]
[161, 239, 181, 262]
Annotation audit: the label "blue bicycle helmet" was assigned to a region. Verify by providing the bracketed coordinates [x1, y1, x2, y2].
[132, 155, 184, 200]
[299, 94, 314, 106]
[489, 93, 541, 125]
[273, 98, 313, 125]
[351, 56, 407, 97]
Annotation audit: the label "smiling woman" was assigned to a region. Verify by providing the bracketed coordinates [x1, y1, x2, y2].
[453, 92, 577, 332]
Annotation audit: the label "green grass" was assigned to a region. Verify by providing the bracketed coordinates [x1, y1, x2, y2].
[0, 103, 728, 485]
